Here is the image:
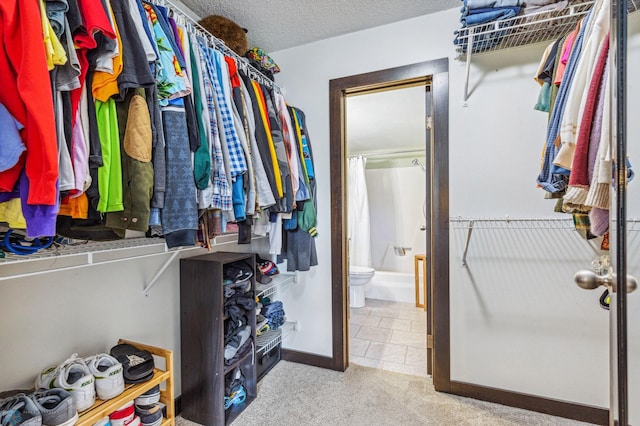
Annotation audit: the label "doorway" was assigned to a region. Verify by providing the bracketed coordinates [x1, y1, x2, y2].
[328, 58, 450, 389]
[345, 83, 430, 376]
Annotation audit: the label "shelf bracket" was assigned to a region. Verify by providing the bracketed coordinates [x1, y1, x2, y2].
[461, 220, 475, 267]
[463, 28, 475, 105]
[143, 248, 181, 296]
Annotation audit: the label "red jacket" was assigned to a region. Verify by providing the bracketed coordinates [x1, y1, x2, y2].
[0, 0, 58, 205]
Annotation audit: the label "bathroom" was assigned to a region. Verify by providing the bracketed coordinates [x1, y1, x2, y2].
[346, 83, 430, 376]
[346, 84, 429, 308]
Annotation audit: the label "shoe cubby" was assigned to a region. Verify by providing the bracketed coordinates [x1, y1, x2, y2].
[76, 339, 175, 426]
[180, 252, 257, 426]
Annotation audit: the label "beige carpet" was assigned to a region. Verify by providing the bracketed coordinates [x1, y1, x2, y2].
[176, 361, 590, 426]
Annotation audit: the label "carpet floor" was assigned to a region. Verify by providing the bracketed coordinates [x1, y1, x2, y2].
[176, 360, 590, 426]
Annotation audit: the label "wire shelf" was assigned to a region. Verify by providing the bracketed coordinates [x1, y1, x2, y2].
[256, 328, 282, 354]
[450, 216, 640, 230]
[455, 1, 595, 57]
[449, 217, 576, 230]
[256, 273, 297, 298]
[0, 237, 165, 264]
[0, 233, 250, 283]
[455, 0, 639, 57]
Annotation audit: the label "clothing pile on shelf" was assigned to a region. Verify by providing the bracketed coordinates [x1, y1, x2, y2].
[257, 296, 286, 331]
[224, 367, 247, 410]
[534, 0, 628, 246]
[0, 0, 319, 271]
[223, 261, 256, 366]
[454, 0, 573, 53]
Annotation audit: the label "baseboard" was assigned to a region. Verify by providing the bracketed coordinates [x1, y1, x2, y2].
[449, 381, 608, 425]
[281, 349, 336, 369]
[174, 395, 181, 415]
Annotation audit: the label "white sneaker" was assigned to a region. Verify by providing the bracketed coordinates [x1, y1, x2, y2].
[35, 364, 61, 390]
[55, 354, 96, 412]
[85, 354, 125, 400]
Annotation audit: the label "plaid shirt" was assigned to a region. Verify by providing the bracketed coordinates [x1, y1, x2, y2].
[207, 48, 247, 177]
[197, 39, 231, 210]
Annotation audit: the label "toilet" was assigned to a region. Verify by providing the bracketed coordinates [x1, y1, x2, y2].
[349, 265, 375, 308]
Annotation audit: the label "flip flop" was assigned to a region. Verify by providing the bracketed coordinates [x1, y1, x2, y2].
[109, 344, 155, 384]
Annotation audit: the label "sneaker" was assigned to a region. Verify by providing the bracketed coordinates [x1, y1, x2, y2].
[134, 403, 163, 426]
[133, 386, 159, 406]
[124, 416, 140, 426]
[29, 388, 78, 426]
[0, 394, 42, 426]
[225, 265, 253, 284]
[58, 355, 96, 412]
[92, 417, 110, 426]
[36, 354, 96, 412]
[109, 401, 134, 426]
[36, 364, 61, 391]
[85, 354, 124, 400]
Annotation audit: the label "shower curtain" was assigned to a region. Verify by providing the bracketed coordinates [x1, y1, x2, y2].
[348, 156, 372, 267]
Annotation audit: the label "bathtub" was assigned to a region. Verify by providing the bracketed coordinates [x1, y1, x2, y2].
[365, 270, 415, 304]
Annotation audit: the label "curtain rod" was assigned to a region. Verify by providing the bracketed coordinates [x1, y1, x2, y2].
[155, 0, 282, 93]
[349, 149, 425, 158]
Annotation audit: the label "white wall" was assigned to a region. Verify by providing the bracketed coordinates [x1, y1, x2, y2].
[270, 7, 640, 409]
[366, 165, 427, 273]
[0, 238, 269, 393]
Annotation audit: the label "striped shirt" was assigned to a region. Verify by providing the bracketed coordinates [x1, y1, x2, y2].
[197, 39, 231, 210]
[208, 48, 247, 177]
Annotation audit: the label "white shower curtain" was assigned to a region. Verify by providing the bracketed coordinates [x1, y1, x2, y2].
[348, 156, 372, 267]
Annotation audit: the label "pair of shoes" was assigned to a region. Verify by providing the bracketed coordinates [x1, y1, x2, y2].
[0, 394, 42, 426]
[134, 401, 164, 426]
[30, 388, 78, 426]
[0, 389, 77, 426]
[36, 353, 124, 412]
[84, 354, 125, 400]
[35, 354, 96, 412]
[134, 386, 159, 406]
[223, 386, 246, 410]
[109, 344, 154, 385]
[224, 263, 253, 284]
[109, 401, 140, 426]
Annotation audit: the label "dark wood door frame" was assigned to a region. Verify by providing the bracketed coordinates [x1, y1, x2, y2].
[327, 58, 450, 388]
[321, 58, 608, 425]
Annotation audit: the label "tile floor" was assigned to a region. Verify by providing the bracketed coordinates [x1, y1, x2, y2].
[349, 298, 428, 377]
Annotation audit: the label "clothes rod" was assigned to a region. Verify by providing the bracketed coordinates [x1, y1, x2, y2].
[156, 0, 282, 93]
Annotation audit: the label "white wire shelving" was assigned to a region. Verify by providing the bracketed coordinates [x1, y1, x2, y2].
[0, 233, 262, 296]
[450, 216, 640, 267]
[256, 328, 282, 355]
[455, 0, 640, 102]
[256, 272, 297, 298]
[255, 272, 297, 354]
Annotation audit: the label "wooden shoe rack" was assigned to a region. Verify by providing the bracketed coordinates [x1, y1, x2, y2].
[76, 339, 175, 426]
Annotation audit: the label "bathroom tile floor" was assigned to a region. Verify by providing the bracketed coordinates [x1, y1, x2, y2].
[349, 298, 428, 377]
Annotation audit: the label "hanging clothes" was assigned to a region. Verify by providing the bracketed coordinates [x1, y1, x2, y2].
[0, 0, 319, 269]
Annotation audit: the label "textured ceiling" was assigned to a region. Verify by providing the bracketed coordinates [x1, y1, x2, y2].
[179, 0, 460, 52]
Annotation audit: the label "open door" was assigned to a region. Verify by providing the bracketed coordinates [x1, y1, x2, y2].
[574, 3, 638, 425]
